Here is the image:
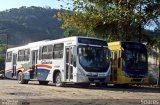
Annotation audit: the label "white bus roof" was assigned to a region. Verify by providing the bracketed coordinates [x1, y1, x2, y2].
[7, 36, 106, 52]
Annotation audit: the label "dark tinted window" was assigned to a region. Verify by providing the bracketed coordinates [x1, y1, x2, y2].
[121, 42, 146, 51]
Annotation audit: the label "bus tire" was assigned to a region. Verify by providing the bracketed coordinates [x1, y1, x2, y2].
[81, 83, 90, 88]
[17, 72, 28, 84]
[55, 72, 64, 87]
[39, 81, 49, 85]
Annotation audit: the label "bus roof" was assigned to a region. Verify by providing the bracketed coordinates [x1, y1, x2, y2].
[108, 41, 146, 51]
[108, 41, 144, 46]
[7, 36, 106, 52]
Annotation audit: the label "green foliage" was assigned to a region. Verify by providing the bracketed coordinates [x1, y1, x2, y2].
[0, 6, 64, 45]
[56, 0, 160, 42]
[63, 28, 82, 37]
[63, 28, 95, 37]
[0, 44, 6, 71]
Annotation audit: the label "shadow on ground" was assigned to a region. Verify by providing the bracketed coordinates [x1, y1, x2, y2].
[27, 81, 160, 93]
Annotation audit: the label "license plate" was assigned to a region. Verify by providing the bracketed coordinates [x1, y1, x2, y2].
[98, 73, 105, 77]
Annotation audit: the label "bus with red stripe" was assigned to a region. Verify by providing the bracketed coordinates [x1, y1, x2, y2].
[5, 36, 111, 86]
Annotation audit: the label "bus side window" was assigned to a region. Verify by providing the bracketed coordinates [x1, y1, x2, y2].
[41, 45, 53, 59]
[42, 46, 48, 59]
[6, 51, 12, 62]
[18, 50, 25, 61]
[71, 47, 76, 67]
[118, 50, 121, 68]
[24, 49, 30, 61]
[48, 45, 53, 58]
[114, 52, 117, 65]
[53, 43, 64, 59]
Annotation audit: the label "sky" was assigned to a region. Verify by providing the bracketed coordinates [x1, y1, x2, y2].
[0, 0, 66, 11]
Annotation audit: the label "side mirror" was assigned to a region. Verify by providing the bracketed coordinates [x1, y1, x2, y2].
[71, 46, 76, 55]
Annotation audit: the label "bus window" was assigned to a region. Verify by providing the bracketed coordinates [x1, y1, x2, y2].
[53, 43, 64, 59]
[18, 50, 25, 61]
[71, 50, 76, 67]
[118, 50, 121, 68]
[48, 45, 53, 58]
[6, 51, 12, 62]
[41, 45, 53, 59]
[24, 49, 30, 61]
[42, 46, 48, 59]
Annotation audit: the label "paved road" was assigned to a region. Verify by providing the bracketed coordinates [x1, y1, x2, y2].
[0, 79, 160, 105]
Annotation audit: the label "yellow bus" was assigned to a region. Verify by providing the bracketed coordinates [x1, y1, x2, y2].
[108, 41, 148, 85]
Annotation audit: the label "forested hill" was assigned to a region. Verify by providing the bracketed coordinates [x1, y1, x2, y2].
[0, 6, 63, 45]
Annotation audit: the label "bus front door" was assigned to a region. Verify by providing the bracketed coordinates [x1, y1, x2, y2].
[12, 54, 17, 78]
[111, 51, 118, 83]
[65, 46, 76, 82]
[30, 50, 38, 79]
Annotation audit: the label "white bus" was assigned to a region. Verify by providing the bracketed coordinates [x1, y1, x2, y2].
[5, 36, 111, 86]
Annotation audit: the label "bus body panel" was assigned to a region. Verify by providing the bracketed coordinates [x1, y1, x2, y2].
[108, 41, 148, 85]
[5, 36, 111, 84]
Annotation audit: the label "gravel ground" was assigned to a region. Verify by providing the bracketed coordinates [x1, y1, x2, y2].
[0, 79, 160, 105]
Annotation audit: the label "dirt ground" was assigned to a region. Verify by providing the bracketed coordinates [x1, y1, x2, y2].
[0, 79, 160, 105]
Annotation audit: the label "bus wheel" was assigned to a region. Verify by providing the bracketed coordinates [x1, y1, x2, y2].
[39, 81, 49, 85]
[18, 72, 28, 84]
[55, 72, 64, 87]
[83, 83, 90, 88]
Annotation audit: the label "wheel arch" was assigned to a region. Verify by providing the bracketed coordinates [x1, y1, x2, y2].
[17, 70, 22, 77]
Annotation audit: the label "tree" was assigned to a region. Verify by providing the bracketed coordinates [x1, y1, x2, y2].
[63, 28, 82, 37]
[56, 0, 160, 42]
[0, 44, 6, 72]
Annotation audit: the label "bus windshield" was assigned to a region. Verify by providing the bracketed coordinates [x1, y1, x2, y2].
[122, 50, 147, 70]
[78, 45, 110, 72]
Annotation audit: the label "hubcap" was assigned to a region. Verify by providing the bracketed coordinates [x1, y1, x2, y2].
[56, 75, 61, 84]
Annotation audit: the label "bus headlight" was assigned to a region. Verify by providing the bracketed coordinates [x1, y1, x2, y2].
[86, 72, 92, 76]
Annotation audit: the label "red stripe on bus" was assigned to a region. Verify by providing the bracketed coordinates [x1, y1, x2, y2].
[17, 67, 23, 70]
[5, 69, 12, 71]
[37, 64, 52, 69]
